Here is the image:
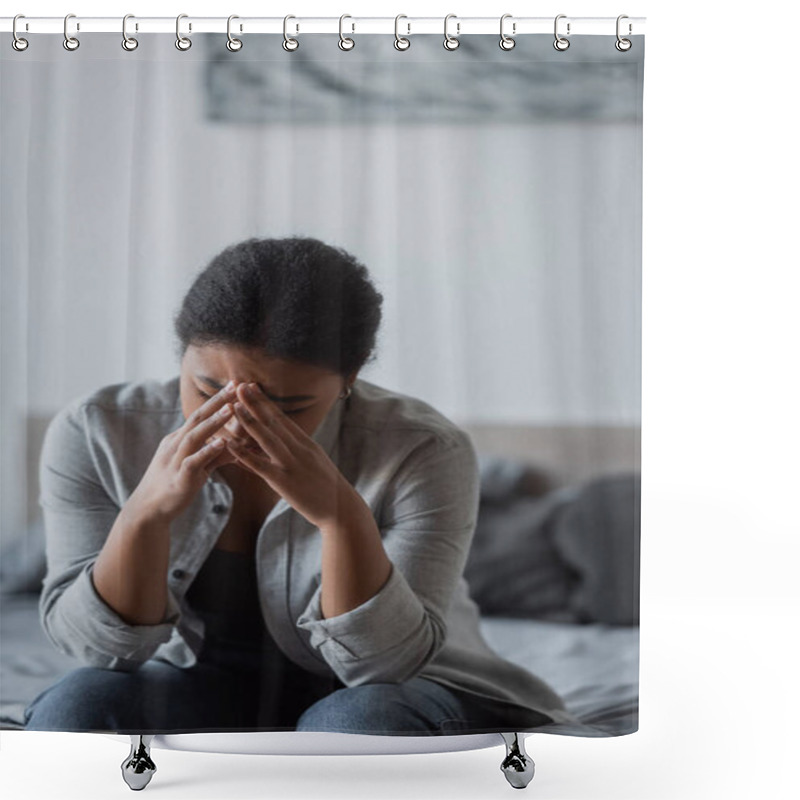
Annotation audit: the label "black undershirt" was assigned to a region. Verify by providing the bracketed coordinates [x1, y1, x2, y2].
[185, 547, 344, 728]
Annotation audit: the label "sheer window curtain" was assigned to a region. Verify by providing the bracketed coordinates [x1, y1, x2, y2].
[1, 32, 642, 540]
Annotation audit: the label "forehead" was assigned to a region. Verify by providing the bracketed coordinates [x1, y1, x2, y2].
[183, 344, 331, 387]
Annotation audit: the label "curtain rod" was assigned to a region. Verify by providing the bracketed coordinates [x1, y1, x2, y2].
[1, 16, 646, 37]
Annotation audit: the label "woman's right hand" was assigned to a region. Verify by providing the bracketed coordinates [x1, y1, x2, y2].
[127, 382, 239, 523]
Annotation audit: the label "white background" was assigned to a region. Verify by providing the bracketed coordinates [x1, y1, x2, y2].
[2, 1, 798, 799]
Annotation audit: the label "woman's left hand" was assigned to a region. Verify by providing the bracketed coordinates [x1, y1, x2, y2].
[224, 382, 355, 530]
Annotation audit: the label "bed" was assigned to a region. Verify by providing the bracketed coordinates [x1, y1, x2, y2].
[0, 417, 640, 787]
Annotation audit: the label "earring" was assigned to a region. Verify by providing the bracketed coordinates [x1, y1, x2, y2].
[339, 385, 352, 399]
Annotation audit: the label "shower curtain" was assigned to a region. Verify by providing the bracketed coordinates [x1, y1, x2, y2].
[0, 25, 644, 742]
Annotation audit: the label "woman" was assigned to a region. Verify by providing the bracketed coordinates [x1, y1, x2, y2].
[24, 236, 572, 735]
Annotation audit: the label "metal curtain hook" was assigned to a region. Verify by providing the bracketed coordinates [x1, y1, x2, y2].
[176, 14, 192, 50]
[63, 13, 80, 51]
[553, 14, 570, 51]
[499, 14, 516, 50]
[615, 14, 632, 51]
[283, 15, 299, 51]
[443, 14, 460, 51]
[122, 14, 138, 51]
[339, 14, 355, 50]
[12, 14, 29, 51]
[394, 14, 410, 51]
[227, 15, 243, 51]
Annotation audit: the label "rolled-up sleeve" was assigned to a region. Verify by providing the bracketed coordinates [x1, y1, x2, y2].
[295, 429, 481, 686]
[37, 402, 180, 672]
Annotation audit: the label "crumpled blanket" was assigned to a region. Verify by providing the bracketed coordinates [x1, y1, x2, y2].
[465, 458, 640, 625]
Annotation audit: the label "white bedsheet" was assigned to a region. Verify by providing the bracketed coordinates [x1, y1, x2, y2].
[480, 616, 639, 737]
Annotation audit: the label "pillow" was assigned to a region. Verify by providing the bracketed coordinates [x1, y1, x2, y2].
[465, 463, 640, 626]
[476, 454, 554, 504]
[464, 482, 582, 623]
[550, 473, 641, 625]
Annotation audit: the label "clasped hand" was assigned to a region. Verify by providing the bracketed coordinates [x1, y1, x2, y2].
[218, 382, 353, 530]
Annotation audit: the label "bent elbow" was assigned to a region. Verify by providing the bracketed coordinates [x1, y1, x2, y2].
[405, 615, 447, 679]
[40, 612, 143, 672]
[372, 614, 448, 685]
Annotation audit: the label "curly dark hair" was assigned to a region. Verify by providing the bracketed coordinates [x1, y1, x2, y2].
[172, 236, 383, 378]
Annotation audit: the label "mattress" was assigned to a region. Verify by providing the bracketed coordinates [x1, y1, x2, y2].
[0, 592, 637, 737]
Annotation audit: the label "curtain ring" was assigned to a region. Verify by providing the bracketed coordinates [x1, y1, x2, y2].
[176, 14, 192, 50]
[122, 15, 138, 51]
[394, 14, 410, 51]
[553, 14, 570, 51]
[499, 14, 515, 50]
[283, 15, 299, 51]
[338, 14, 355, 51]
[63, 13, 80, 51]
[615, 14, 632, 51]
[12, 15, 29, 52]
[227, 15, 243, 51]
[443, 14, 460, 51]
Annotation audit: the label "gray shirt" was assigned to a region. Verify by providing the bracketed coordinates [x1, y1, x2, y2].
[37, 375, 573, 725]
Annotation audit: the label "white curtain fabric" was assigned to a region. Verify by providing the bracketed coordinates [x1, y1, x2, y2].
[1, 32, 641, 550]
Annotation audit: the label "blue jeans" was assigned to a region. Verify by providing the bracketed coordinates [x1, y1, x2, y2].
[23, 657, 552, 736]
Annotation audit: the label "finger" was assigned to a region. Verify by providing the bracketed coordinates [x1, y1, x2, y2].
[224, 450, 260, 477]
[235, 383, 299, 446]
[226, 437, 274, 476]
[204, 440, 239, 472]
[177, 403, 237, 459]
[181, 436, 227, 474]
[180, 381, 238, 434]
[246, 389, 313, 447]
[232, 400, 293, 464]
[233, 402, 290, 462]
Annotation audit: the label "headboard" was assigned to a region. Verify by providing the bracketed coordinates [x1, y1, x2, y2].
[461, 423, 640, 490]
[24, 415, 640, 527]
